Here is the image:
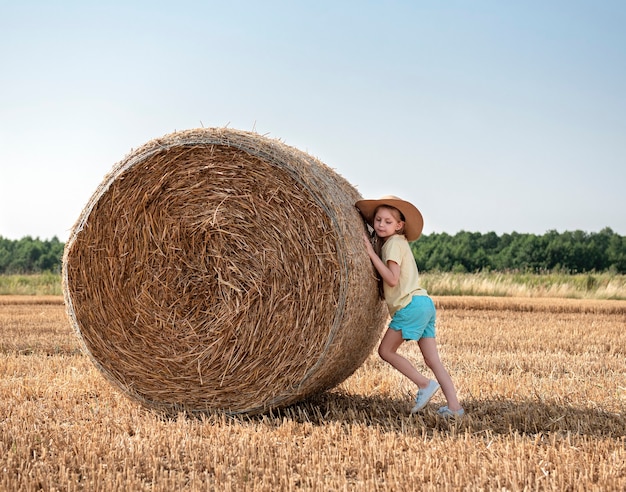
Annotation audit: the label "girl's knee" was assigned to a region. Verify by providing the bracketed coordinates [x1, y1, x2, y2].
[378, 343, 398, 363]
[378, 329, 403, 362]
[422, 354, 441, 370]
[418, 337, 442, 370]
[378, 344, 390, 362]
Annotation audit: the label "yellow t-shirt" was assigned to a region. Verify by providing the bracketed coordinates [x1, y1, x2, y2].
[381, 234, 428, 316]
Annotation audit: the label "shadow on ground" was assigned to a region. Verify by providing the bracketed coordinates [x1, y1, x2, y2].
[245, 390, 625, 438]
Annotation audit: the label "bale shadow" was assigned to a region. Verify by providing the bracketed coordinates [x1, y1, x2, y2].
[256, 390, 625, 439]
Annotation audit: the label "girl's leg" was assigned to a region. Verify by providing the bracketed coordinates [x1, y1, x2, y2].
[378, 329, 431, 388]
[417, 337, 462, 411]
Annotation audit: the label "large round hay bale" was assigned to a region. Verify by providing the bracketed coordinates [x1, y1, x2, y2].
[62, 127, 387, 414]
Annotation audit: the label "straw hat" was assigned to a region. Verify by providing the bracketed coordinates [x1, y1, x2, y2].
[355, 195, 424, 241]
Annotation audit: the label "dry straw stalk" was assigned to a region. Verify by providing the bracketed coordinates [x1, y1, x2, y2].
[62, 127, 387, 415]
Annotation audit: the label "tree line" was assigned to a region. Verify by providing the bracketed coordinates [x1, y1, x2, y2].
[411, 228, 626, 273]
[1, 228, 625, 274]
[0, 236, 65, 274]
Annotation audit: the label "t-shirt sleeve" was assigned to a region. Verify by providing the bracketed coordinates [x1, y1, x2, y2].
[383, 237, 404, 266]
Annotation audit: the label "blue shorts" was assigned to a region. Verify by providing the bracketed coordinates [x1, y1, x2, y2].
[389, 295, 436, 341]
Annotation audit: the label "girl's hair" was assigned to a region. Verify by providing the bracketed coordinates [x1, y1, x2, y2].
[375, 205, 406, 236]
[365, 231, 385, 299]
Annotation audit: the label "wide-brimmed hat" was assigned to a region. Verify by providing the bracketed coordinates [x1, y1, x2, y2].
[355, 195, 424, 241]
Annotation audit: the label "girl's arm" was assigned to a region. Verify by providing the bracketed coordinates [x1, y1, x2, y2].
[362, 233, 401, 287]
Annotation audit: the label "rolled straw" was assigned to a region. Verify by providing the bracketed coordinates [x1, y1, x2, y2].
[62, 127, 386, 414]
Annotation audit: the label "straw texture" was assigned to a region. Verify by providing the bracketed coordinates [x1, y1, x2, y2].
[62, 128, 387, 414]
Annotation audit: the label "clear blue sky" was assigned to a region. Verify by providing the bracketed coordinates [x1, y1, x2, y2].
[1, 1, 625, 241]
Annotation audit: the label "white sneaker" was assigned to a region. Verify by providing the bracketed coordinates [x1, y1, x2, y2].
[410, 380, 440, 414]
[437, 406, 465, 418]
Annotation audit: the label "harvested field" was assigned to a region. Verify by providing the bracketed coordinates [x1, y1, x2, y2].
[1, 296, 624, 491]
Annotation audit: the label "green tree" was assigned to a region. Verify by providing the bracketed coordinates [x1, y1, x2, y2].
[0, 235, 64, 274]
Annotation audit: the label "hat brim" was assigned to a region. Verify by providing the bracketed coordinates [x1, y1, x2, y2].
[355, 196, 424, 241]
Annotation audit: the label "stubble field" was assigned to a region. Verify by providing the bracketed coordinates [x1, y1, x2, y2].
[1, 295, 625, 491]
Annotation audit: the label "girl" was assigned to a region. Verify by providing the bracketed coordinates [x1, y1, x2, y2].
[356, 196, 464, 417]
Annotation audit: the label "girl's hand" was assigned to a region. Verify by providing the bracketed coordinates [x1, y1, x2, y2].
[362, 231, 375, 256]
[362, 232, 400, 287]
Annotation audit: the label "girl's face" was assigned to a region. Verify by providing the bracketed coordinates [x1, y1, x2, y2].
[373, 206, 404, 239]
